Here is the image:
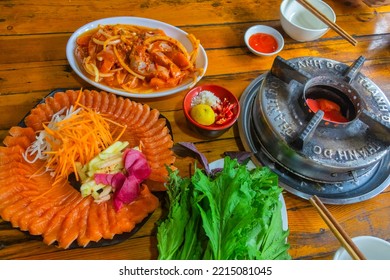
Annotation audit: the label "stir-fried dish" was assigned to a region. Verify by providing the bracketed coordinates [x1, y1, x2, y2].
[74, 24, 202, 93]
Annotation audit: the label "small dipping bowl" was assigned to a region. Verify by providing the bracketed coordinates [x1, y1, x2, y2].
[333, 236, 390, 260]
[280, 0, 336, 42]
[183, 84, 240, 138]
[244, 25, 284, 56]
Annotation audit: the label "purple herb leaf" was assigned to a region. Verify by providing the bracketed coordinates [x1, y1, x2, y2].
[173, 142, 211, 175]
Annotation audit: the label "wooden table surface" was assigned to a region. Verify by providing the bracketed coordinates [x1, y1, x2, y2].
[0, 0, 389, 260]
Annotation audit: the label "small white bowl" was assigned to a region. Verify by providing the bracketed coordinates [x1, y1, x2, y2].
[333, 236, 390, 260]
[244, 25, 284, 56]
[280, 0, 336, 42]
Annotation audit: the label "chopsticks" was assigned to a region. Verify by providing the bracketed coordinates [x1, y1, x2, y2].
[296, 0, 358, 46]
[309, 195, 366, 260]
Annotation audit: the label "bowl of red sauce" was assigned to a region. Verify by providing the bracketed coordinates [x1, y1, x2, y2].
[244, 25, 284, 56]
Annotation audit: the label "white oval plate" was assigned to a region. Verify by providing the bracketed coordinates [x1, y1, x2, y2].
[66, 17, 208, 99]
[209, 159, 288, 231]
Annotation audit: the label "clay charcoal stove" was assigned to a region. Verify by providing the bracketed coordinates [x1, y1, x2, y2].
[239, 56, 390, 204]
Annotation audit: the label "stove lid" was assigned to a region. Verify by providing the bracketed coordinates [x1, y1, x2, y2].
[238, 56, 390, 204]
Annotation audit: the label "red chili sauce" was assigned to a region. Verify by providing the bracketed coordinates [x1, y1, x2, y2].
[248, 33, 278, 53]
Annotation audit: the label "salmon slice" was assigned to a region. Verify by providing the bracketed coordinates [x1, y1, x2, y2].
[45, 96, 62, 114]
[142, 132, 173, 146]
[126, 185, 159, 224]
[91, 90, 102, 111]
[106, 200, 120, 235]
[98, 91, 110, 113]
[0, 190, 39, 214]
[131, 105, 150, 128]
[18, 185, 76, 231]
[123, 103, 144, 126]
[8, 126, 36, 142]
[26, 189, 76, 235]
[148, 167, 170, 182]
[105, 93, 118, 114]
[117, 98, 133, 121]
[140, 127, 170, 145]
[43, 193, 82, 236]
[57, 197, 92, 249]
[2, 196, 34, 222]
[29, 206, 61, 235]
[0, 178, 40, 205]
[115, 185, 158, 233]
[115, 205, 135, 233]
[36, 102, 54, 121]
[18, 200, 57, 231]
[24, 113, 45, 131]
[64, 89, 79, 105]
[135, 108, 159, 132]
[85, 201, 103, 243]
[53, 91, 71, 109]
[3, 135, 31, 149]
[77, 198, 92, 247]
[0, 146, 25, 164]
[113, 97, 126, 119]
[85, 90, 95, 108]
[42, 196, 84, 245]
[138, 118, 167, 137]
[147, 154, 176, 169]
[96, 201, 113, 240]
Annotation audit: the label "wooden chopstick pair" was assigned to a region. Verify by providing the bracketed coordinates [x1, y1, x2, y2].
[309, 195, 366, 260]
[296, 0, 358, 46]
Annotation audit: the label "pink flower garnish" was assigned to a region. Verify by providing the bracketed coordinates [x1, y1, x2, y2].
[94, 148, 151, 211]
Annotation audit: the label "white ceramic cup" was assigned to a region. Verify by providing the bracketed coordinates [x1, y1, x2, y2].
[333, 236, 390, 260]
[280, 0, 336, 42]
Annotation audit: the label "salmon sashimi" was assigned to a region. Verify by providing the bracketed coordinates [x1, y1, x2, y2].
[8, 126, 36, 142]
[42, 196, 84, 245]
[98, 201, 114, 240]
[82, 90, 94, 108]
[122, 103, 144, 126]
[2, 196, 34, 222]
[135, 109, 160, 131]
[77, 198, 92, 247]
[113, 97, 125, 119]
[0, 146, 25, 164]
[106, 200, 121, 235]
[115, 205, 135, 234]
[2, 135, 31, 150]
[57, 197, 92, 249]
[132, 105, 151, 129]
[105, 93, 118, 114]
[18, 186, 76, 231]
[140, 118, 167, 136]
[86, 201, 103, 243]
[98, 91, 110, 113]
[45, 96, 62, 114]
[53, 91, 71, 109]
[117, 98, 133, 121]
[0, 89, 173, 248]
[91, 90, 102, 111]
[126, 185, 159, 223]
[18, 200, 58, 231]
[0, 190, 40, 214]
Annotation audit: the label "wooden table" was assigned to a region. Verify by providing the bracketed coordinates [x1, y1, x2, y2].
[0, 0, 389, 260]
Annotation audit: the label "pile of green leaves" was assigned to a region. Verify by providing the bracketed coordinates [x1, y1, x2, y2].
[156, 156, 291, 260]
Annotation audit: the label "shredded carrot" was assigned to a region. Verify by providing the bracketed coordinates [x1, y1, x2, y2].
[40, 95, 127, 185]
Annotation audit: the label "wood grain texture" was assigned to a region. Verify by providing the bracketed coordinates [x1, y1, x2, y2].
[0, 0, 389, 260]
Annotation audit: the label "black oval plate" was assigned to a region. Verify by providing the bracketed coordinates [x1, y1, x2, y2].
[16, 88, 171, 249]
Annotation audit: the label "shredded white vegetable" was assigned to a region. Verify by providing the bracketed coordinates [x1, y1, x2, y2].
[22, 105, 82, 166]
